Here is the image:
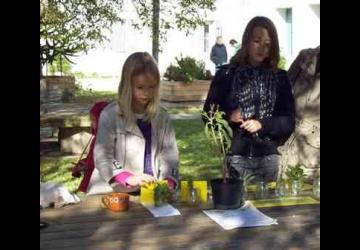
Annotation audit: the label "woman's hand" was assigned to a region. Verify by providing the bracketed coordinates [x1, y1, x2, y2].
[126, 174, 156, 187]
[230, 108, 244, 123]
[240, 119, 262, 133]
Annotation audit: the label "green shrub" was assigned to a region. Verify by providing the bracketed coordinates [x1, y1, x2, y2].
[61, 88, 74, 103]
[91, 72, 99, 78]
[278, 51, 287, 70]
[48, 56, 72, 75]
[74, 71, 85, 79]
[164, 55, 210, 83]
[164, 64, 187, 82]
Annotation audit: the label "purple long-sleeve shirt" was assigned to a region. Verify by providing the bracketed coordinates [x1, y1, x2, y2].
[112, 117, 175, 189]
[137, 119, 153, 176]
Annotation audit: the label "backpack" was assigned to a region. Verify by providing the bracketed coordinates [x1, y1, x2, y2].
[70, 101, 109, 192]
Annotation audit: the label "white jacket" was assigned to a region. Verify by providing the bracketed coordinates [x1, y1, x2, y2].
[87, 102, 179, 195]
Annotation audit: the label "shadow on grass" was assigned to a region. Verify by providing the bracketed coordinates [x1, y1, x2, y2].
[173, 119, 222, 181]
[40, 156, 81, 193]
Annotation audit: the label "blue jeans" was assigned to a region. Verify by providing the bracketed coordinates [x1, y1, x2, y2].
[226, 154, 279, 183]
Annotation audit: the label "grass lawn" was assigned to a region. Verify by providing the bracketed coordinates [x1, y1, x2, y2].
[73, 89, 117, 103]
[40, 119, 221, 193]
[72, 89, 202, 115]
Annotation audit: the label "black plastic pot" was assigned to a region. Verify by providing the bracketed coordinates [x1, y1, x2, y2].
[210, 178, 244, 209]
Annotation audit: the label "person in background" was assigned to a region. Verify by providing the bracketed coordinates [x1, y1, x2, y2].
[229, 38, 241, 58]
[210, 36, 228, 73]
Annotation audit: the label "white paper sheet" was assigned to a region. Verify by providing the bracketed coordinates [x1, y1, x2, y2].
[143, 203, 181, 217]
[40, 182, 80, 208]
[203, 201, 278, 230]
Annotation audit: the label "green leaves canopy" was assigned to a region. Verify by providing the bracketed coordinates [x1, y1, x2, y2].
[40, 0, 124, 66]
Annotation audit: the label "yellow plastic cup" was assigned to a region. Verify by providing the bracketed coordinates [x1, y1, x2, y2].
[140, 185, 155, 205]
[192, 181, 208, 203]
[140, 180, 169, 205]
[180, 181, 190, 202]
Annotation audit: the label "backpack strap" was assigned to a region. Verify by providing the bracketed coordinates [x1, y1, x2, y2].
[77, 134, 94, 163]
[71, 134, 94, 177]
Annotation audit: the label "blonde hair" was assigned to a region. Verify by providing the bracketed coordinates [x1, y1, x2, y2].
[117, 52, 160, 124]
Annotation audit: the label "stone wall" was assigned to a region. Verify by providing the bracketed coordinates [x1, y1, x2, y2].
[58, 127, 92, 154]
[40, 76, 76, 104]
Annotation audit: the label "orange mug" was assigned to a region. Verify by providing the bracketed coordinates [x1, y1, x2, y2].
[102, 192, 129, 212]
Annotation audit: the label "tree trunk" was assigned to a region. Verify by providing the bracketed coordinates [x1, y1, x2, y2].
[60, 55, 63, 76]
[152, 0, 160, 63]
[40, 63, 43, 78]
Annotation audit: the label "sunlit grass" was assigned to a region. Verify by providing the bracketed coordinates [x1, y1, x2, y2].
[173, 119, 222, 180]
[40, 156, 80, 193]
[166, 106, 202, 115]
[73, 89, 117, 103]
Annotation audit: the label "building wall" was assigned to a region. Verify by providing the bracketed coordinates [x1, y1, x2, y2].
[70, 0, 320, 77]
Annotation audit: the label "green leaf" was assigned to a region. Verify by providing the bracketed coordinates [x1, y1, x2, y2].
[202, 104, 233, 178]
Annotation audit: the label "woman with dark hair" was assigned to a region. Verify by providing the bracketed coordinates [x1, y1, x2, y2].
[203, 16, 295, 183]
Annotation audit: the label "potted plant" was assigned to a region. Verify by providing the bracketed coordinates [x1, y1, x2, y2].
[164, 55, 210, 83]
[140, 181, 172, 206]
[285, 164, 306, 196]
[161, 55, 212, 102]
[154, 182, 172, 206]
[201, 104, 244, 209]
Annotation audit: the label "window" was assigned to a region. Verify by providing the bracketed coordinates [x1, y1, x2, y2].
[277, 8, 293, 57]
[204, 24, 209, 52]
[285, 8, 293, 55]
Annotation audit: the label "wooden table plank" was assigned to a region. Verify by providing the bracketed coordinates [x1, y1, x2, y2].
[40, 195, 320, 250]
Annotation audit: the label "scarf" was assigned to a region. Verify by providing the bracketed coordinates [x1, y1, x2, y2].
[232, 65, 277, 120]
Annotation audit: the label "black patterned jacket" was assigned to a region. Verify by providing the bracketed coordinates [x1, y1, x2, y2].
[203, 64, 295, 157]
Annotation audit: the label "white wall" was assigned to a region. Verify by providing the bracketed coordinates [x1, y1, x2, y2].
[158, 27, 206, 75]
[292, 2, 320, 58]
[70, 0, 320, 77]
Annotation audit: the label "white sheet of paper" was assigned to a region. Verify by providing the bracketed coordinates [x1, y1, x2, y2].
[143, 203, 181, 217]
[203, 201, 278, 230]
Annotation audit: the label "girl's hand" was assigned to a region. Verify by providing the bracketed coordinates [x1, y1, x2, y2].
[240, 119, 262, 133]
[230, 108, 244, 123]
[126, 174, 156, 187]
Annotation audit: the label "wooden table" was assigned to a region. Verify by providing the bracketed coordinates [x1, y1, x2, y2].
[40, 195, 320, 250]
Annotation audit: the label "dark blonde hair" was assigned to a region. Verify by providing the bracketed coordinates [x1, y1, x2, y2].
[230, 16, 280, 71]
[118, 52, 160, 123]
